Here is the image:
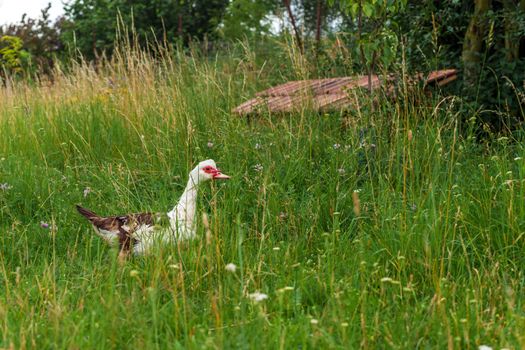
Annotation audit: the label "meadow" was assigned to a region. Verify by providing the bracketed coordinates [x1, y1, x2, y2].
[0, 43, 524, 349]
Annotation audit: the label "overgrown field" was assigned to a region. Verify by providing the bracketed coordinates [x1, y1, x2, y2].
[0, 45, 524, 349]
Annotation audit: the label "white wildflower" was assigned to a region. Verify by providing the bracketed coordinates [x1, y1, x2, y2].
[337, 168, 345, 175]
[253, 164, 264, 172]
[478, 345, 492, 350]
[83, 187, 91, 198]
[333, 143, 341, 150]
[248, 292, 268, 303]
[0, 183, 12, 191]
[225, 263, 237, 273]
[255, 143, 262, 150]
[207, 141, 214, 148]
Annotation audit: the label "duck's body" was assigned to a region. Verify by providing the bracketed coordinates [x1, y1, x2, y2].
[76, 159, 229, 258]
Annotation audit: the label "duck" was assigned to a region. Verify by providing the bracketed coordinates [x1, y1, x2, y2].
[76, 159, 230, 260]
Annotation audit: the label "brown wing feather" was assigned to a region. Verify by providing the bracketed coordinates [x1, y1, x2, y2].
[77, 205, 157, 253]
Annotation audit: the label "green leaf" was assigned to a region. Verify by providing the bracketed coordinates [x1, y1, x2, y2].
[363, 3, 374, 17]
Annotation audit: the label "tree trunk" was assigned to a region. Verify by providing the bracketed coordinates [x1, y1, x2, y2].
[503, 0, 521, 61]
[283, 0, 303, 54]
[178, 13, 183, 38]
[315, 0, 323, 52]
[462, 0, 491, 88]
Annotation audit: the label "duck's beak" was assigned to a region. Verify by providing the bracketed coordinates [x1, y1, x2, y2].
[212, 169, 230, 180]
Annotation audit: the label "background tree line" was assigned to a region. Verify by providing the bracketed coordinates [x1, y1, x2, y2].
[0, 0, 524, 127]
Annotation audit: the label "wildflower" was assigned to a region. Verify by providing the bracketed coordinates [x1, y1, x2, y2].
[278, 212, 287, 221]
[333, 143, 341, 150]
[225, 263, 237, 273]
[255, 143, 262, 150]
[253, 164, 264, 172]
[337, 168, 345, 175]
[0, 183, 12, 191]
[310, 319, 319, 325]
[207, 141, 214, 149]
[478, 346, 492, 350]
[83, 187, 91, 198]
[129, 270, 139, 277]
[248, 292, 268, 303]
[40, 221, 50, 229]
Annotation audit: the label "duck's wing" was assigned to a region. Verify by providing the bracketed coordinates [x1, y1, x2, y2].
[77, 205, 159, 250]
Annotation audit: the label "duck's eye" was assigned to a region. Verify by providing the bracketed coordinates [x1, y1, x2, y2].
[203, 166, 212, 171]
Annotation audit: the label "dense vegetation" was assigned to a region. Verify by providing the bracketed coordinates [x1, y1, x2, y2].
[0, 41, 524, 348]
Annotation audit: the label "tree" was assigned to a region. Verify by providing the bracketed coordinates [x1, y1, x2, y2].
[462, 0, 491, 88]
[0, 36, 30, 75]
[219, 0, 275, 40]
[336, 0, 407, 92]
[62, 0, 229, 59]
[0, 3, 65, 73]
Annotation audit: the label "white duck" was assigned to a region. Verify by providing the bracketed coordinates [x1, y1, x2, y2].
[76, 159, 230, 259]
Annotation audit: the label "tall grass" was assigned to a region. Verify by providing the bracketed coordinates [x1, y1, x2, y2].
[0, 41, 524, 349]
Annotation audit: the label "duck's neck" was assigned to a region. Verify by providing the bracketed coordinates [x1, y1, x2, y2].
[168, 177, 199, 238]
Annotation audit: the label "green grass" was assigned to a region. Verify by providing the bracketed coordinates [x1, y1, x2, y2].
[0, 45, 524, 349]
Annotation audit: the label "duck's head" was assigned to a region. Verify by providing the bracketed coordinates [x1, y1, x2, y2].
[189, 159, 230, 185]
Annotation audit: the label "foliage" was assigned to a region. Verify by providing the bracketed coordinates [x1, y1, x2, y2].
[334, 0, 407, 81]
[62, 0, 229, 59]
[219, 0, 275, 40]
[0, 4, 66, 74]
[395, 0, 525, 127]
[0, 35, 30, 75]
